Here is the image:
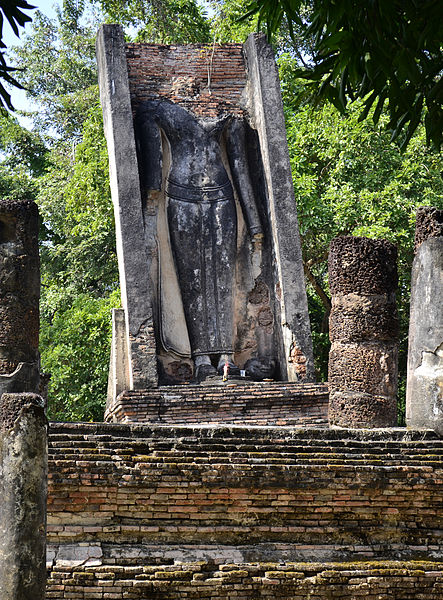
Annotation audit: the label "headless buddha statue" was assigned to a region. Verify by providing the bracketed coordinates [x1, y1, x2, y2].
[135, 100, 262, 379]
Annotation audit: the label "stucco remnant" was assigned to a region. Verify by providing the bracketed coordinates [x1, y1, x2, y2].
[407, 207, 443, 434]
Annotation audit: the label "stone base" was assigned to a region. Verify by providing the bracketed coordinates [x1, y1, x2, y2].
[104, 381, 329, 426]
[46, 560, 443, 599]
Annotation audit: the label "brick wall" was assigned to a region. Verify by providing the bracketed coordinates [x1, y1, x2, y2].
[126, 43, 247, 117]
[105, 382, 329, 425]
[46, 424, 443, 598]
[47, 424, 442, 552]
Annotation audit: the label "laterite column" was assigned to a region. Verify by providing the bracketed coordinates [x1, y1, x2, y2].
[0, 394, 47, 600]
[406, 207, 443, 434]
[0, 198, 46, 599]
[328, 236, 398, 427]
[0, 199, 40, 393]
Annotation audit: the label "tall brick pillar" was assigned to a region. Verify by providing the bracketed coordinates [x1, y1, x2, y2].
[328, 236, 398, 428]
[406, 207, 443, 434]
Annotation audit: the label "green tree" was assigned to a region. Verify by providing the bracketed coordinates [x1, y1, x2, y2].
[10, 3, 98, 139]
[37, 100, 119, 421]
[40, 289, 120, 421]
[96, 0, 211, 43]
[246, 0, 443, 149]
[7, 2, 119, 421]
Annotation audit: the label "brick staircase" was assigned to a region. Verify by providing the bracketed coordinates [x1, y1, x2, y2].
[46, 420, 443, 599]
[105, 381, 329, 426]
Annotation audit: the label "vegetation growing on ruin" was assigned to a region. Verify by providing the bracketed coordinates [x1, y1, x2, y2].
[0, 0, 441, 421]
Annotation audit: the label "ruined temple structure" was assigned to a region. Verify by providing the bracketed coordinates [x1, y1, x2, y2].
[41, 26, 443, 600]
[96, 25, 316, 419]
[406, 207, 443, 434]
[328, 236, 399, 428]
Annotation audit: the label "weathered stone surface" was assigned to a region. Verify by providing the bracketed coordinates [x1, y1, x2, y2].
[329, 293, 398, 342]
[96, 25, 157, 392]
[243, 33, 315, 382]
[99, 27, 315, 402]
[329, 342, 398, 397]
[244, 356, 276, 380]
[107, 308, 130, 408]
[0, 199, 40, 395]
[328, 236, 398, 428]
[406, 236, 443, 434]
[329, 390, 398, 429]
[414, 206, 443, 253]
[329, 236, 397, 296]
[46, 559, 443, 599]
[0, 393, 47, 600]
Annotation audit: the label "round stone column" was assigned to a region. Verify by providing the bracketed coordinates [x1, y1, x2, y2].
[0, 199, 40, 393]
[0, 393, 47, 599]
[328, 236, 398, 427]
[406, 207, 443, 434]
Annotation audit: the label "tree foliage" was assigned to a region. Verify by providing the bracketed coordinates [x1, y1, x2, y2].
[96, 0, 211, 43]
[10, 3, 98, 139]
[40, 289, 120, 421]
[246, 0, 443, 150]
[36, 99, 119, 420]
[0, 0, 35, 109]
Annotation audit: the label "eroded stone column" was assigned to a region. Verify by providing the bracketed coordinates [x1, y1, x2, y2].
[0, 393, 47, 599]
[406, 207, 443, 434]
[328, 236, 398, 427]
[0, 199, 40, 394]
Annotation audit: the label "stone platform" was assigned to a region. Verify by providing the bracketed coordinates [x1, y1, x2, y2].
[46, 422, 443, 599]
[105, 381, 329, 426]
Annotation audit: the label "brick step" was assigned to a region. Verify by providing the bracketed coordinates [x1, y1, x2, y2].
[105, 382, 329, 425]
[48, 426, 443, 467]
[46, 559, 443, 600]
[123, 382, 329, 395]
[48, 452, 443, 468]
[47, 422, 443, 558]
[48, 438, 443, 451]
[49, 422, 440, 441]
[48, 446, 443, 458]
[48, 433, 443, 448]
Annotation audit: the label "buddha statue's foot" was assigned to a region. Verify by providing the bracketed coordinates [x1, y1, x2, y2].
[194, 355, 217, 382]
[195, 363, 217, 381]
[244, 356, 276, 381]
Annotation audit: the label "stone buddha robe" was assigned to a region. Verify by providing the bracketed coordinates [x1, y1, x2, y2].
[135, 100, 262, 359]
